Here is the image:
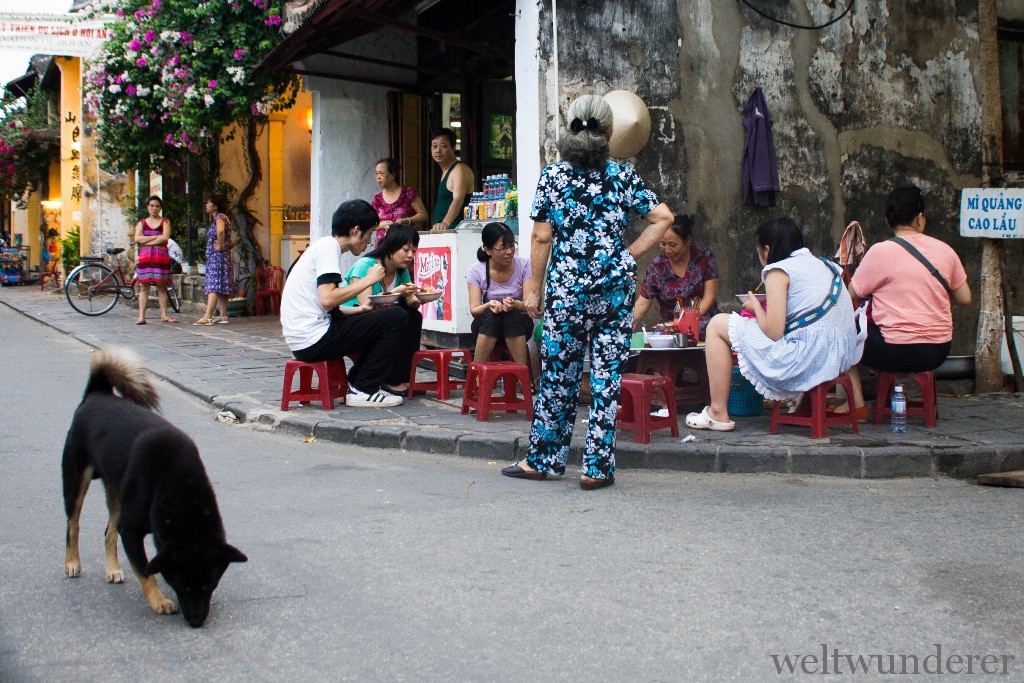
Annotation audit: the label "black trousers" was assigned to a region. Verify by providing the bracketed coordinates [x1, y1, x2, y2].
[293, 304, 423, 393]
[861, 322, 950, 373]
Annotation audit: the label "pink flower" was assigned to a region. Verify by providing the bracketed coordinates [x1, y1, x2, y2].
[114, 75, 124, 84]
[116, 9, 124, 16]
[136, 57, 148, 67]
[166, 134, 173, 143]
[208, 80, 218, 88]
[144, 29, 157, 44]
[180, 31, 193, 45]
[264, 14, 281, 25]
[126, 85, 137, 96]
[234, 49, 246, 60]
[128, 38, 142, 51]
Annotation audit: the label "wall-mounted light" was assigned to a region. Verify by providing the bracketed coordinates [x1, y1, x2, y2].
[296, 106, 313, 133]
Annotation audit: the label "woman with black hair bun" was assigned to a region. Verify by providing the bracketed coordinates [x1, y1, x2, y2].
[686, 217, 857, 431]
[467, 222, 532, 366]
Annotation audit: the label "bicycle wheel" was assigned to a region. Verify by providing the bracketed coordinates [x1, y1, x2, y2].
[65, 264, 120, 315]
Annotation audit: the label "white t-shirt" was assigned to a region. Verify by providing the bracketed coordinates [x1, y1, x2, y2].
[280, 236, 346, 351]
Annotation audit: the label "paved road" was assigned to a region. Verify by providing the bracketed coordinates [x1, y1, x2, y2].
[1, 305, 1023, 681]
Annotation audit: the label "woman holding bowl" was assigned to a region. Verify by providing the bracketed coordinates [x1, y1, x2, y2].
[686, 218, 856, 431]
[467, 222, 532, 366]
[370, 158, 428, 248]
[632, 213, 719, 337]
[341, 223, 423, 395]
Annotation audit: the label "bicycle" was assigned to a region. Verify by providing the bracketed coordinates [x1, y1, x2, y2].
[64, 247, 181, 316]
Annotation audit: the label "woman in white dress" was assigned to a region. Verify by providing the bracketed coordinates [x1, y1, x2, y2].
[686, 218, 856, 431]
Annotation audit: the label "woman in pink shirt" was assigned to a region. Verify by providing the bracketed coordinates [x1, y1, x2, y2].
[370, 158, 428, 248]
[845, 187, 971, 417]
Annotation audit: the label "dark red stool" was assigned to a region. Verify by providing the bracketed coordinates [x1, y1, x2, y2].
[770, 373, 859, 439]
[280, 359, 349, 411]
[873, 370, 938, 428]
[461, 361, 534, 421]
[408, 348, 472, 400]
[617, 373, 679, 444]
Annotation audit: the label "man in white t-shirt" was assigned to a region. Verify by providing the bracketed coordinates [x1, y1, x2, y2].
[280, 199, 410, 408]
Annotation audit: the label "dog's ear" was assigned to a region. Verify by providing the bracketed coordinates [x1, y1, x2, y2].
[221, 544, 248, 564]
[145, 549, 170, 576]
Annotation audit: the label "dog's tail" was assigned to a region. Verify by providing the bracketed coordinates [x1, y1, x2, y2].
[84, 346, 160, 410]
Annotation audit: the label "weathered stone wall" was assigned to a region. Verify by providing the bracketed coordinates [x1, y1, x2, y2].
[540, 0, 1018, 353]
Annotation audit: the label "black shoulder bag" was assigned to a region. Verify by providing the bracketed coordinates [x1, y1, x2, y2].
[889, 236, 952, 295]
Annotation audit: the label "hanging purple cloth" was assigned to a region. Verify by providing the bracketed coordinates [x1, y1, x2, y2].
[742, 88, 780, 207]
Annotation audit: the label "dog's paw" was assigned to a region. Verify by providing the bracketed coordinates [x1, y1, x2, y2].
[153, 599, 179, 615]
[65, 561, 81, 578]
[106, 570, 124, 584]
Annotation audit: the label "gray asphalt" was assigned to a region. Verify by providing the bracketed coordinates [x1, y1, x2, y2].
[1, 304, 1023, 682]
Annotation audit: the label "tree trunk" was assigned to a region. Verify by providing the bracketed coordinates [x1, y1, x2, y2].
[236, 119, 266, 274]
[974, 0, 1005, 393]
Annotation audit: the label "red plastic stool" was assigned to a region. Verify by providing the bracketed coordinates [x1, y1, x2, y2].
[873, 370, 938, 428]
[617, 373, 680, 444]
[280, 359, 349, 411]
[408, 348, 472, 400]
[770, 373, 860, 439]
[461, 361, 534, 421]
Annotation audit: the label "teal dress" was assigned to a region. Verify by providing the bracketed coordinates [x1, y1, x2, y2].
[341, 257, 412, 307]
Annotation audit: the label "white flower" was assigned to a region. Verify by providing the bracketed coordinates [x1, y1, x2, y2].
[184, 86, 198, 100]
[108, 83, 121, 93]
[125, 50, 137, 60]
[204, 94, 214, 106]
[136, 86, 150, 96]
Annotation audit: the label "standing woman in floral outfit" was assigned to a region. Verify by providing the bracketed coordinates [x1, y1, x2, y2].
[134, 195, 177, 324]
[501, 94, 673, 490]
[194, 194, 234, 325]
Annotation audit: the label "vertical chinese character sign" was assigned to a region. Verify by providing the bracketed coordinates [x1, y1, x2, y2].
[414, 247, 452, 321]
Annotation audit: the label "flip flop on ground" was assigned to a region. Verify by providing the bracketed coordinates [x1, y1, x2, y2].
[685, 406, 736, 431]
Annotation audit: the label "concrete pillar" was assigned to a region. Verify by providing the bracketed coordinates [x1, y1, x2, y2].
[268, 116, 285, 266]
[55, 57, 84, 256]
[515, 0, 544, 255]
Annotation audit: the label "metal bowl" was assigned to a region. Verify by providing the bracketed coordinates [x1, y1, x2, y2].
[646, 334, 675, 349]
[369, 293, 401, 305]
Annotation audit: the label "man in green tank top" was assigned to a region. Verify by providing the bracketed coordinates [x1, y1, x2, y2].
[430, 128, 475, 231]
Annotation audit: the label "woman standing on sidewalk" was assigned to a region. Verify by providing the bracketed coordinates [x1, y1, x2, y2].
[134, 195, 177, 324]
[194, 194, 234, 326]
[500, 94, 673, 490]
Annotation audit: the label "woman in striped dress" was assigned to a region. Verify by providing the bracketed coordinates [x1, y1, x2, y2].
[134, 195, 177, 324]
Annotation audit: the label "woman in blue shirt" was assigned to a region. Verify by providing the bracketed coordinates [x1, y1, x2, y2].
[501, 95, 674, 490]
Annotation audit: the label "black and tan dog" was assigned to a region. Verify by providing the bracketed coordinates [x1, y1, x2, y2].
[62, 347, 246, 627]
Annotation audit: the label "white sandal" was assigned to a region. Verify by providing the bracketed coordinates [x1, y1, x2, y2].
[685, 406, 736, 432]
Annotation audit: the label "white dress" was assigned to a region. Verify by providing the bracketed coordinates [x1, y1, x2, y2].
[728, 248, 856, 400]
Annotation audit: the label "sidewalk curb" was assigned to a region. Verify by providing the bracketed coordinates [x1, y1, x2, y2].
[4, 295, 1022, 480]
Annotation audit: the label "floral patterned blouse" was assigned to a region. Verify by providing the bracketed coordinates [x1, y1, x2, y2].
[530, 160, 659, 299]
[640, 245, 720, 322]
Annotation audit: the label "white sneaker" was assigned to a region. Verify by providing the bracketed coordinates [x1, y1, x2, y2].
[345, 387, 403, 408]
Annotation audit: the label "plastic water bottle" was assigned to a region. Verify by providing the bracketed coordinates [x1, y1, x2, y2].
[890, 385, 907, 434]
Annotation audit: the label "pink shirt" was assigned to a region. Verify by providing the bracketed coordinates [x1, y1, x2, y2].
[850, 233, 967, 344]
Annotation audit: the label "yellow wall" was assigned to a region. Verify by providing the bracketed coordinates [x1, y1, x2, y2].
[55, 57, 84, 253]
[218, 90, 312, 267]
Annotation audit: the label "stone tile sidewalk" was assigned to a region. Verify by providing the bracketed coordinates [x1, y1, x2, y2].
[4, 285, 1023, 479]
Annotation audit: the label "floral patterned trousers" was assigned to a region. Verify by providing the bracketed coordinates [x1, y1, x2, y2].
[526, 280, 634, 479]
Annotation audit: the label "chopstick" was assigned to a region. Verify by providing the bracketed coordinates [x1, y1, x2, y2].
[754, 281, 764, 293]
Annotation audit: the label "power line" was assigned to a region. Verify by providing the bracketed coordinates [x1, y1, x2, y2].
[738, 0, 855, 30]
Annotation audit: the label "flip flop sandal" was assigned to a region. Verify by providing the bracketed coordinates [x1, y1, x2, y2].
[161, 317, 179, 323]
[685, 406, 736, 432]
[215, 317, 229, 324]
[135, 320, 147, 325]
[192, 319, 214, 326]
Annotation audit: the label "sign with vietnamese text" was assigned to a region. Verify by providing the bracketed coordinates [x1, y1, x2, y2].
[960, 188, 1024, 239]
[0, 13, 112, 57]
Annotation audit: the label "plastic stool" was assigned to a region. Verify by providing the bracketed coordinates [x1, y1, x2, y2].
[770, 373, 859, 439]
[408, 348, 472, 400]
[617, 373, 679, 444]
[873, 370, 938, 428]
[281, 359, 349, 411]
[461, 361, 534, 421]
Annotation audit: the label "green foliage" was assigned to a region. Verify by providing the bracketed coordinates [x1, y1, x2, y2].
[0, 87, 59, 203]
[84, 0, 299, 173]
[61, 225, 81, 271]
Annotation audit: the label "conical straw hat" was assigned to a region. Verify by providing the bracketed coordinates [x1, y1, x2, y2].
[603, 90, 651, 159]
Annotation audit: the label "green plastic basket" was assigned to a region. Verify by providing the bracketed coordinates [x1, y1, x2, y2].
[728, 366, 764, 416]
